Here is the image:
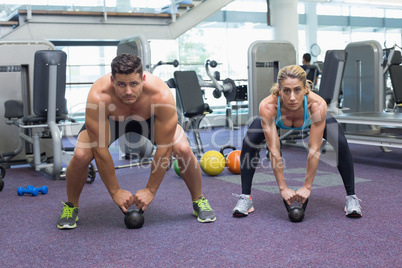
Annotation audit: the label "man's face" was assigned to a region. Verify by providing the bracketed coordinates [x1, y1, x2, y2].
[111, 72, 145, 105]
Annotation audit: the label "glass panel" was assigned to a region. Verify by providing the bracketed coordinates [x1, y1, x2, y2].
[350, 6, 384, 17]
[224, 0, 267, 13]
[317, 3, 350, 16]
[57, 45, 116, 120]
[386, 9, 402, 19]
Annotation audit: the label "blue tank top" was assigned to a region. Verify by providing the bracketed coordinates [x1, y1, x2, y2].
[275, 95, 312, 130]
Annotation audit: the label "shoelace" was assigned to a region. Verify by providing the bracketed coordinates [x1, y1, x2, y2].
[233, 193, 250, 210]
[61, 202, 75, 219]
[197, 198, 212, 211]
[347, 196, 362, 209]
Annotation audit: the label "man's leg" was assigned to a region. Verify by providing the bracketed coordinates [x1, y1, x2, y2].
[66, 130, 95, 207]
[58, 130, 94, 229]
[172, 125, 215, 222]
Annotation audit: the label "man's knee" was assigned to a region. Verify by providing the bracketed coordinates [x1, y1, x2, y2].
[173, 140, 194, 160]
[70, 147, 94, 167]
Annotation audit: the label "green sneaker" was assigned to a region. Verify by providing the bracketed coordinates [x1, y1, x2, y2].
[57, 202, 79, 229]
[192, 197, 216, 223]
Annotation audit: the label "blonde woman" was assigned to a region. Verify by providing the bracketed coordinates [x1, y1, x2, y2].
[232, 65, 362, 218]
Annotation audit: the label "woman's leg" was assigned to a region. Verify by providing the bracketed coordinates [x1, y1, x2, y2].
[240, 117, 267, 195]
[323, 113, 355, 195]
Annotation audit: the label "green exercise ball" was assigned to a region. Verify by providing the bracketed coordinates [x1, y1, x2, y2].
[173, 159, 181, 178]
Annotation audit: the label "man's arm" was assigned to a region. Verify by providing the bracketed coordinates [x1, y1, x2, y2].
[85, 91, 134, 212]
[133, 80, 177, 211]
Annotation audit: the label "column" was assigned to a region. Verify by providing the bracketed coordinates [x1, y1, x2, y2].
[270, 0, 299, 53]
[305, 2, 319, 62]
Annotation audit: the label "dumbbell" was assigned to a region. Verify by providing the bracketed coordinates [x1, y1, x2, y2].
[283, 199, 309, 222]
[17, 185, 48, 196]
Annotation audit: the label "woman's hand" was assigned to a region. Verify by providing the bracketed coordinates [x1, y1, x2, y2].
[295, 186, 311, 203]
[280, 187, 297, 205]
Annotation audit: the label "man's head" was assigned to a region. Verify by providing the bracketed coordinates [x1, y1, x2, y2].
[302, 53, 311, 65]
[110, 54, 145, 105]
[111, 53, 143, 79]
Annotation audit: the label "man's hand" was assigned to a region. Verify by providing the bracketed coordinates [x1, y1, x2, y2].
[280, 187, 297, 205]
[133, 188, 156, 211]
[112, 189, 135, 213]
[295, 186, 311, 203]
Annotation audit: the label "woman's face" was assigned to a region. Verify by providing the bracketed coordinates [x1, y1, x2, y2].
[279, 77, 307, 111]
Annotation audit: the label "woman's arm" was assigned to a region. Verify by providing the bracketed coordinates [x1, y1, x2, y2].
[296, 99, 327, 202]
[259, 99, 296, 204]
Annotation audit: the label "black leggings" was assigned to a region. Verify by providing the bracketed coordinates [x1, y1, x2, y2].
[240, 113, 355, 196]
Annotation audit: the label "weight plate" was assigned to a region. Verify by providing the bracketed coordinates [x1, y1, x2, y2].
[223, 78, 237, 102]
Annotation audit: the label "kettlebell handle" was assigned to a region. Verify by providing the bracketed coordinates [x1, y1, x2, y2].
[302, 199, 309, 211]
[219, 145, 237, 156]
[127, 208, 144, 215]
[0, 165, 5, 178]
[120, 207, 144, 215]
[283, 198, 309, 212]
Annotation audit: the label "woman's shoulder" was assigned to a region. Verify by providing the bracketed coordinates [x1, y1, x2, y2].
[307, 91, 326, 105]
[307, 92, 327, 117]
[259, 95, 277, 117]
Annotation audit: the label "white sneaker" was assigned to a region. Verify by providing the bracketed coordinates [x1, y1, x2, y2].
[232, 193, 254, 217]
[344, 195, 362, 217]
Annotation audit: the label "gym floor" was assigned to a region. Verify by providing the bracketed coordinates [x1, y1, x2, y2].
[0, 126, 401, 267]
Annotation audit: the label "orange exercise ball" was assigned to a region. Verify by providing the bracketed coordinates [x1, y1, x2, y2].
[200, 150, 225, 176]
[226, 150, 241, 174]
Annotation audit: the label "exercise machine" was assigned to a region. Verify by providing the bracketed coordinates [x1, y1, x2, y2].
[2, 47, 77, 182]
[172, 70, 213, 157]
[333, 40, 402, 150]
[247, 40, 296, 120]
[204, 59, 248, 129]
[341, 40, 384, 131]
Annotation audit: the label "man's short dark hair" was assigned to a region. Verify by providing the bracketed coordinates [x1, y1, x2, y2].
[111, 53, 143, 79]
[303, 53, 311, 63]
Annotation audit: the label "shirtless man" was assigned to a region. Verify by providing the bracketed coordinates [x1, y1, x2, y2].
[57, 53, 215, 229]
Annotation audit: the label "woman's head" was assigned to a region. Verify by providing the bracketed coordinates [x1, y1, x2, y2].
[270, 65, 310, 96]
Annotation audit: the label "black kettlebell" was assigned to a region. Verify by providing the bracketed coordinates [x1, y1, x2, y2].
[124, 209, 144, 229]
[283, 199, 309, 222]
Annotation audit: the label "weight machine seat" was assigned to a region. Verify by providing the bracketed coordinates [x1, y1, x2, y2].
[173, 71, 212, 118]
[301, 65, 319, 86]
[4, 99, 69, 123]
[317, 50, 347, 107]
[388, 62, 402, 106]
[173, 70, 212, 156]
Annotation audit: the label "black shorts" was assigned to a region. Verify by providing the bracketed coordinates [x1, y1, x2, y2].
[79, 117, 154, 146]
